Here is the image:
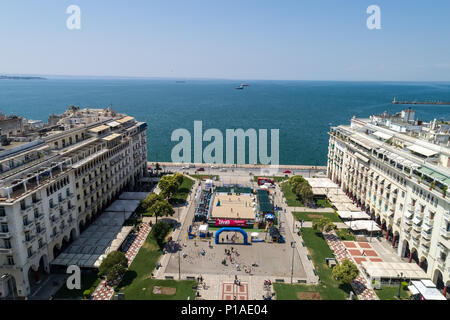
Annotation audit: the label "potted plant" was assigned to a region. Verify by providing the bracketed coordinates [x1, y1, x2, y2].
[418, 178, 421, 184]
[443, 186, 447, 198]
[430, 181, 435, 191]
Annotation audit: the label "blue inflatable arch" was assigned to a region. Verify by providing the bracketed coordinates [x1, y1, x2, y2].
[215, 227, 249, 245]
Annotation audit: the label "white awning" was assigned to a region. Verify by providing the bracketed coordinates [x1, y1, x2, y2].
[413, 216, 423, 225]
[404, 211, 414, 219]
[373, 131, 393, 140]
[408, 285, 420, 295]
[410, 280, 447, 300]
[337, 211, 370, 220]
[355, 152, 369, 163]
[407, 145, 438, 157]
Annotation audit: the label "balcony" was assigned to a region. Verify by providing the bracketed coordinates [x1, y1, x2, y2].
[412, 223, 422, 233]
[50, 216, 60, 224]
[32, 198, 42, 206]
[49, 202, 60, 210]
[51, 232, 60, 239]
[0, 247, 14, 254]
[444, 211, 450, 222]
[411, 229, 421, 239]
[0, 231, 12, 239]
[37, 227, 46, 235]
[412, 238, 420, 247]
[415, 210, 425, 218]
[0, 215, 7, 223]
[440, 227, 450, 238]
[34, 212, 45, 221]
[420, 243, 430, 253]
[407, 204, 416, 213]
[421, 231, 432, 241]
[23, 235, 36, 245]
[437, 259, 446, 270]
[2, 262, 16, 269]
[60, 210, 68, 217]
[59, 197, 67, 205]
[423, 216, 434, 227]
[20, 204, 33, 214]
[404, 216, 413, 225]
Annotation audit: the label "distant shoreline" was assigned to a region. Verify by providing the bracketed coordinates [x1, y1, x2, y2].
[0, 75, 46, 80]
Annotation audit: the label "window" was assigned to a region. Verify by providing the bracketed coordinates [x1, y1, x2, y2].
[20, 200, 26, 210]
[3, 239, 11, 249]
[7, 256, 14, 265]
[27, 247, 33, 257]
[0, 224, 8, 232]
[0, 206, 5, 217]
[76, 182, 79, 189]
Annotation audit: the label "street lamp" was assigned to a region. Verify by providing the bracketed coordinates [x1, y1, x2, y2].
[397, 272, 404, 299]
[290, 241, 295, 284]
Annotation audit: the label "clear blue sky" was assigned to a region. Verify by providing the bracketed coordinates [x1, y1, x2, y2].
[1, 0, 449, 81]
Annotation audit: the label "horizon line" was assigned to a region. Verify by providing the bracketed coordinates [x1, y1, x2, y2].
[2, 72, 450, 83]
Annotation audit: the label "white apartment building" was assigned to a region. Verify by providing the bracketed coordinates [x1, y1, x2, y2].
[327, 111, 450, 297]
[0, 107, 147, 298]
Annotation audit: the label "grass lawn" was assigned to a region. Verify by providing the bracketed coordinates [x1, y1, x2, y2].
[335, 229, 355, 241]
[274, 228, 352, 300]
[253, 176, 289, 182]
[375, 286, 410, 300]
[169, 176, 195, 205]
[293, 211, 341, 223]
[281, 182, 304, 207]
[191, 174, 219, 181]
[316, 198, 332, 208]
[118, 229, 196, 300]
[54, 272, 101, 300]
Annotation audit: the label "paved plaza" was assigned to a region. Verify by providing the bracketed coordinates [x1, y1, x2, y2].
[165, 234, 307, 280]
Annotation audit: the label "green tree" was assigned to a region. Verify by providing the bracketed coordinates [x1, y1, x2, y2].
[106, 264, 127, 283]
[173, 173, 184, 185]
[98, 251, 128, 278]
[158, 175, 180, 200]
[141, 193, 164, 212]
[149, 199, 174, 223]
[312, 217, 336, 233]
[332, 259, 359, 285]
[289, 175, 306, 192]
[151, 221, 172, 248]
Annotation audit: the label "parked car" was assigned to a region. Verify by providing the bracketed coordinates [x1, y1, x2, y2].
[282, 170, 292, 174]
[219, 168, 227, 172]
[196, 167, 205, 172]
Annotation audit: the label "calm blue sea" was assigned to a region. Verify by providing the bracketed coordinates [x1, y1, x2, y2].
[1, 79, 450, 165]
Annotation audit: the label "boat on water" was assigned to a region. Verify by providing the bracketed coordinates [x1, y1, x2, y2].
[392, 97, 450, 105]
[241, 83, 250, 87]
[236, 85, 244, 90]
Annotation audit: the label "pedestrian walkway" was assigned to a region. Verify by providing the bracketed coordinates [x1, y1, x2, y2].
[92, 223, 151, 300]
[323, 231, 378, 300]
[274, 185, 319, 284]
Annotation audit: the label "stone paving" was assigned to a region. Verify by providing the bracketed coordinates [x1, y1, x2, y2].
[91, 223, 151, 300]
[323, 232, 379, 300]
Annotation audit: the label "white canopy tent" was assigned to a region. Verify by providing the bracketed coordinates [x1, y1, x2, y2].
[361, 262, 428, 280]
[407, 145, 438, 157]
[337, 211, 370, 220]
[408, 280, 447, 300]
[345, 220, 381, 232]
[373, 131, 393, 140]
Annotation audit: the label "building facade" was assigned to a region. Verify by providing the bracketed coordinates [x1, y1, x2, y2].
[327, 111, 450, 296]
[0, 107, 147, 298]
